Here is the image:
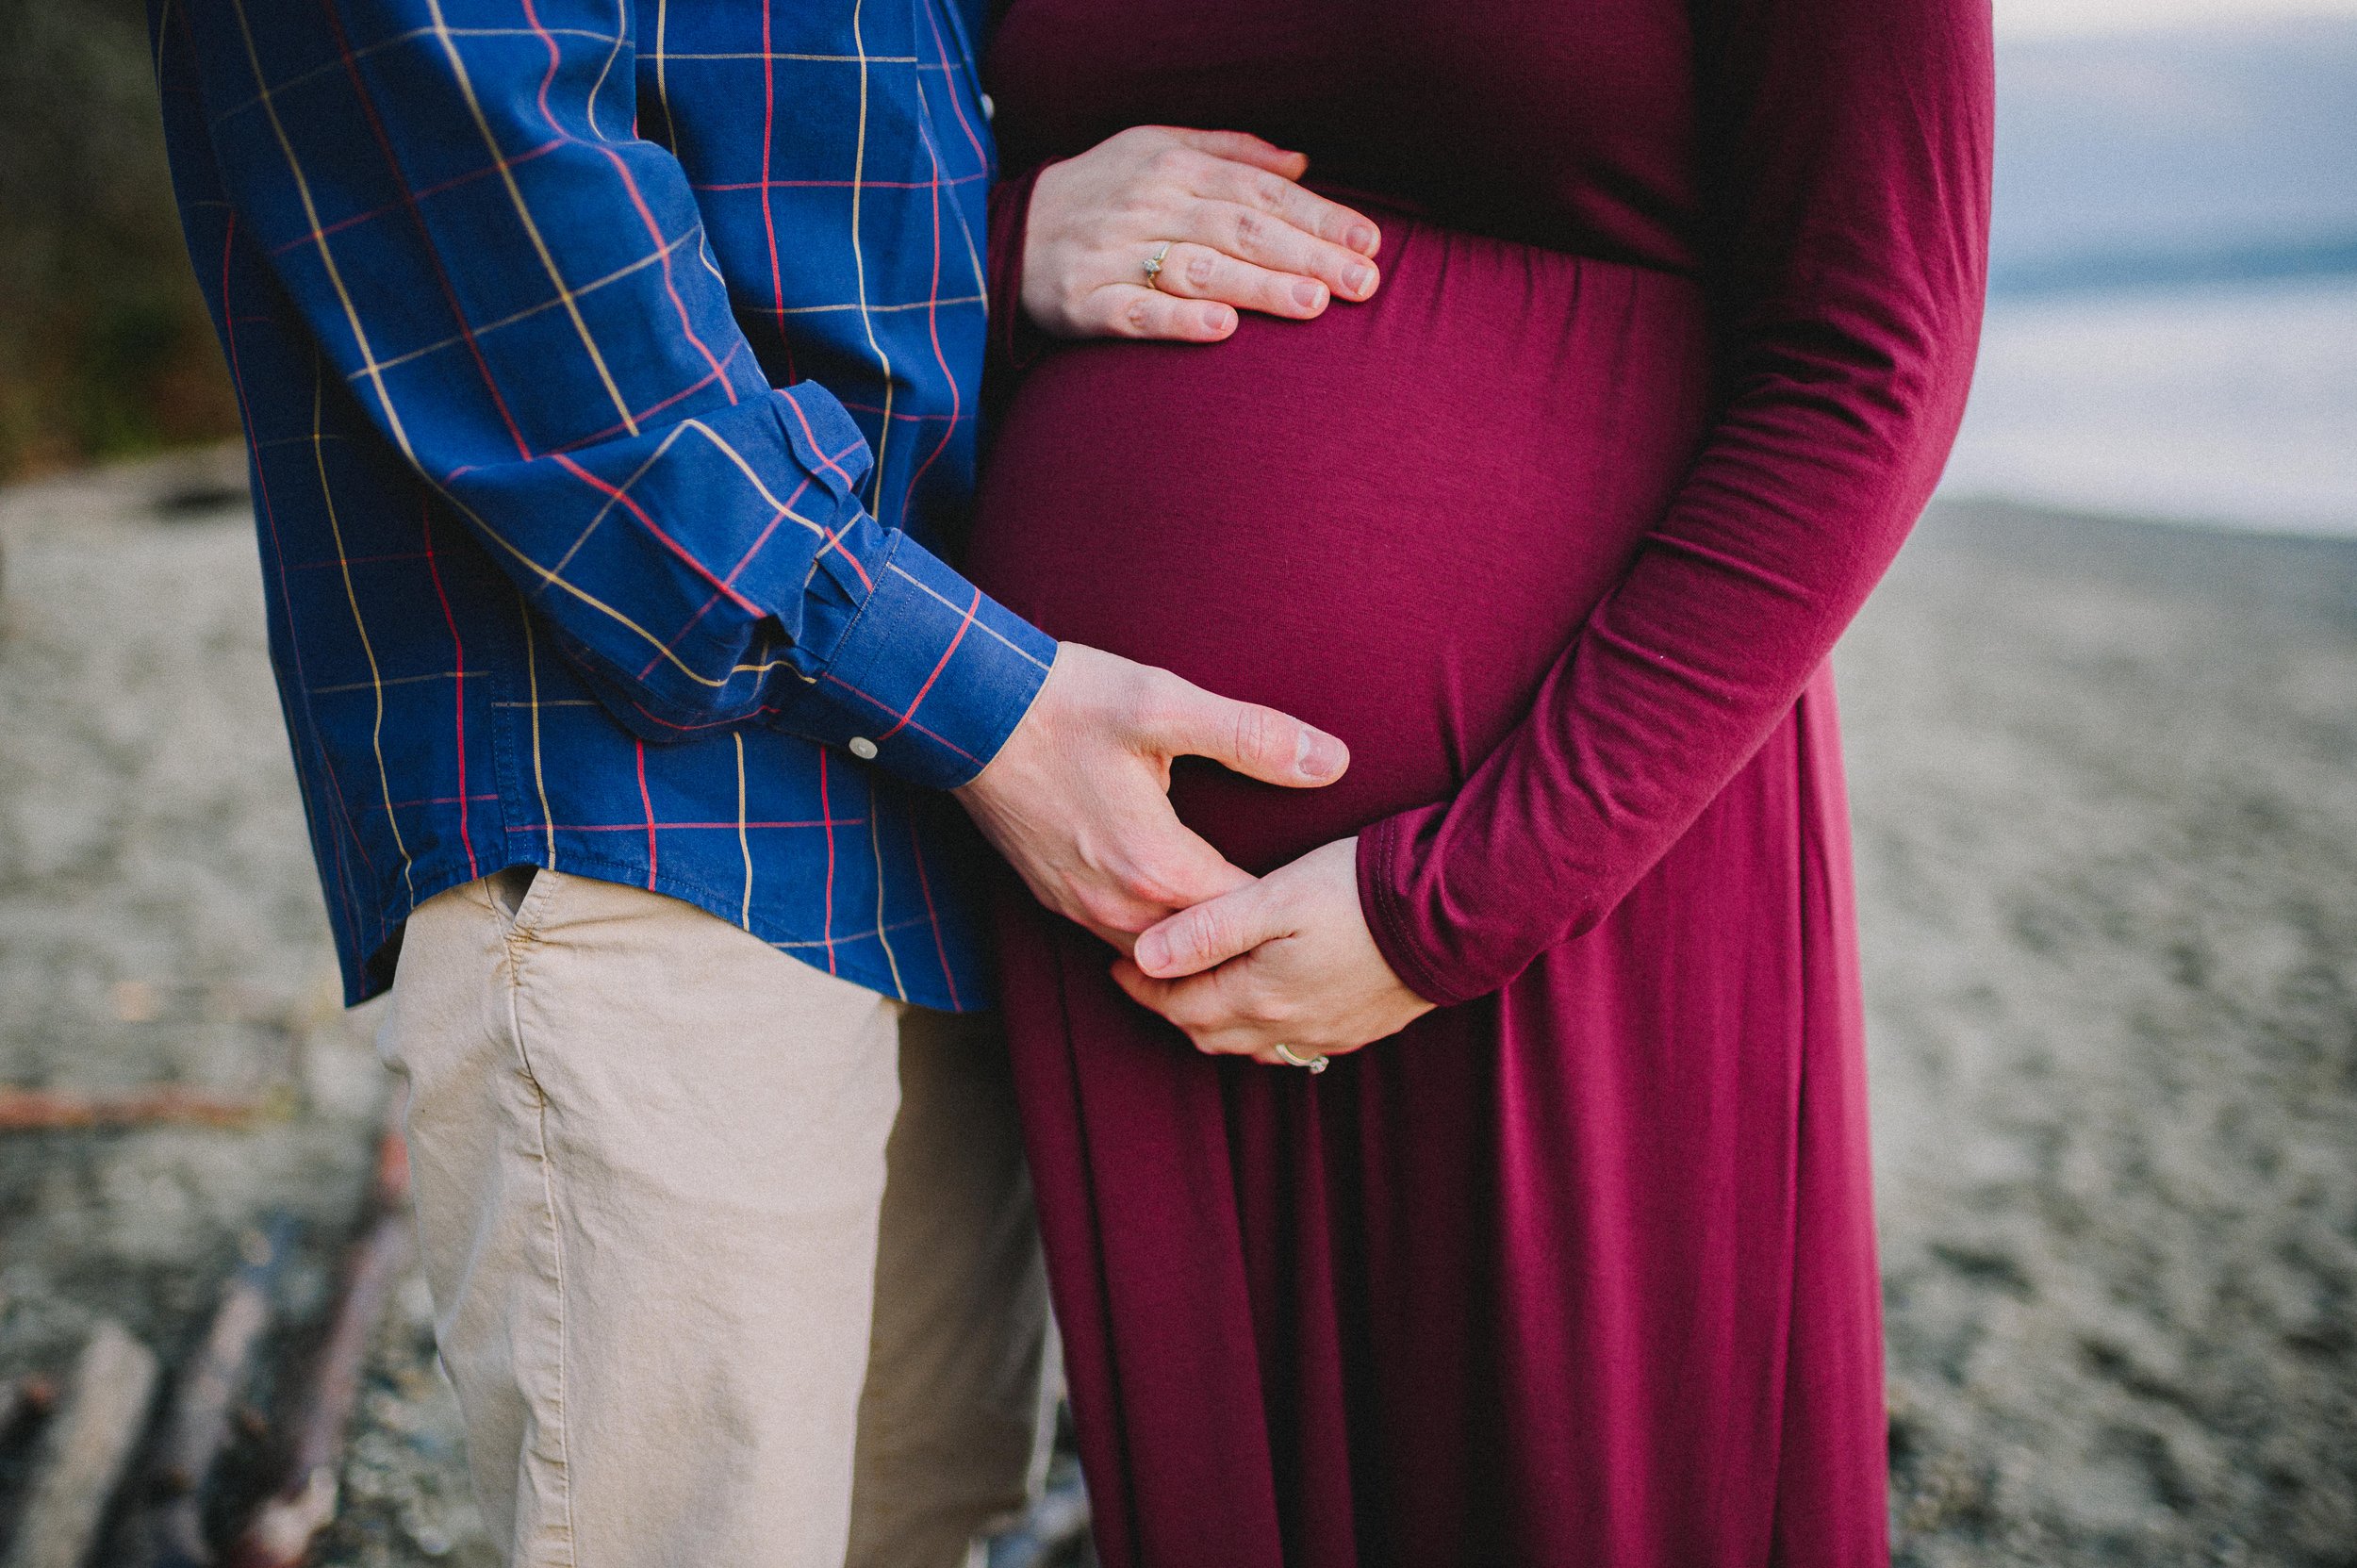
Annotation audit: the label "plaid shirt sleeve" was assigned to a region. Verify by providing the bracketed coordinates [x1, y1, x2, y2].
[175, 0, 1054, 790]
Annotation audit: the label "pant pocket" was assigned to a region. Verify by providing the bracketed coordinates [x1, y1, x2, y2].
[486, 864, 565, 941]
[488, 864, 538, 923]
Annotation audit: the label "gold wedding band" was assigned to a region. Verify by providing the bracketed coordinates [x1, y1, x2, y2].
[1274, 1043, 1329, 1075]
[1142, 241, 1173, 290]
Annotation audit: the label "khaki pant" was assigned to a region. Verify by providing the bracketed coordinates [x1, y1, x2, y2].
[380, 867, 1049, 1568]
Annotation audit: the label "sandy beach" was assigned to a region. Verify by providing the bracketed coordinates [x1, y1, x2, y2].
[1850, 500, 2357, 1565]
[0, 454, 2350, 1564]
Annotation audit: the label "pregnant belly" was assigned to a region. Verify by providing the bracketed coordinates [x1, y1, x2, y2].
[967, 214, 1713, 873]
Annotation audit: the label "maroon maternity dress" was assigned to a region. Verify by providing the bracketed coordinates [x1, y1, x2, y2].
[964, 1, 1992, 1563]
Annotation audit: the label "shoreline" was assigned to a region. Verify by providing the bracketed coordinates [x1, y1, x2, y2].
[1912, 494, 2357, 605]
[1843, 497, 2357, 1565]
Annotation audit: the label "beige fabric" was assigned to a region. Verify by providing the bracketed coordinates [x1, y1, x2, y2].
[381, 867, 1047, 1568]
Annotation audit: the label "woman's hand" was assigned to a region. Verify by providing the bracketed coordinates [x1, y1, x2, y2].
[1022, 126, 1383, 343]
[1113, 837, 1434, 1065]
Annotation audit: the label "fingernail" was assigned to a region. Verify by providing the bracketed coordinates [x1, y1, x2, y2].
[1135, 930, 1170, 971]
[1204, 305, 1234, 334]
[1344, 263, 1376, 297]
[1294, 279, 1327, 311]
[1295, 729, 1344, 780]
[1347, 223, 1377, 255]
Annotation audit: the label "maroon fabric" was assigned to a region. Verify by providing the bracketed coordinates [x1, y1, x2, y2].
[966, 1, 1991, 1563]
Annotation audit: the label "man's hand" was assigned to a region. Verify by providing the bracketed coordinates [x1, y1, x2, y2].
[1023, 126, 1383, 343]
[955, 645, 1349, 950]
[1113, 837, 1435, 1065]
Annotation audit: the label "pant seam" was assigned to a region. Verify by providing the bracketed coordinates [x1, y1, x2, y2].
[502, 923, 582, 1568]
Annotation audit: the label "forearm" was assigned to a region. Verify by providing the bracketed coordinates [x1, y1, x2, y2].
[1358, 0, 1994, 1005]
[1358, 390, 1965, 1003]
[172, 0, 1050, 783]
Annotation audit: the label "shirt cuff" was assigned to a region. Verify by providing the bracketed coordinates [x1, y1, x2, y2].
[791, 531, 1058, 790]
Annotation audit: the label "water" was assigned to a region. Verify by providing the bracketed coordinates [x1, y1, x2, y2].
[1940, 272, 2357, 536]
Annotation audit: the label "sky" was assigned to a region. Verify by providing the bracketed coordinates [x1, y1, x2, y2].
[1996, 0, 2357, 34]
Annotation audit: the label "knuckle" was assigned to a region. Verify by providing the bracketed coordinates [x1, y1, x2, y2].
[1120, 862, 1181, 909]
[1164, 993, 1211, 1031]
[1190, 909, 1234, 964]
[1250, 171, 1291, 210]
[1135, 671, 1195, 734]
[1232, 702, 1278, 764]
[1073, 889, 1128, 930]
[1232, 973, 1289, 1019]
[1122, 294, 1159, 335]
[1157, 913, 1204, 966]
[1184, 249, 1219, 289]
[1232, 210, 1266, 247]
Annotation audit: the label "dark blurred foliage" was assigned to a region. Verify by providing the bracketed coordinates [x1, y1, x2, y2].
[0, 0, 239, 479]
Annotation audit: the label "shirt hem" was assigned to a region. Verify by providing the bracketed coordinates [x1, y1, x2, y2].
[345, 847, 987, 1015]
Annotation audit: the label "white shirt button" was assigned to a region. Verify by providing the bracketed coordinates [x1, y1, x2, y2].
[848, 736, 879, 761]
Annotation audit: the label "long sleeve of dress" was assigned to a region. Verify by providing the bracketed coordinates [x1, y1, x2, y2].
[1357, 0, 1993, 1006]
[984, 163, 1053, 397]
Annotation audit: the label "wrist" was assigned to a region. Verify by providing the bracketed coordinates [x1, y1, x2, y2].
[987, 160, 1062, 379]
[953, 641, 1067, 801]
[808, 536, 1056, 792]
[1355, 815, 1456, 1009]
[1016, 163, 1066, 332]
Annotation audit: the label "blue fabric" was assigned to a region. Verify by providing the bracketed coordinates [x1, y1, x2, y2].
[150, 0, 1057, 1008]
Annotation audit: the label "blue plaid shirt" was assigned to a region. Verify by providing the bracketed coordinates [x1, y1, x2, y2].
[151, 0, 1056, 1008]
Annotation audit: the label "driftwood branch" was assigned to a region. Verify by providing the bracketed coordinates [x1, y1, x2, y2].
[0, 1087, 279, 1134]
[144, 1216, 299, 1568]
[225, 1122, 411, 1568]
[3, 1319, 162, 1568]
[0, 1375, 58, 1438]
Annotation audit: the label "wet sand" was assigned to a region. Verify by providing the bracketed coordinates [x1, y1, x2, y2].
[0, 454, 2349, 1564]
[1846, 500, 2357, 1566]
